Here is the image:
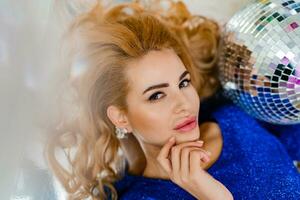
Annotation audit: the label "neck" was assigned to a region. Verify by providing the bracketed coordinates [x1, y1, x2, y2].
[140, 142, 170, 180]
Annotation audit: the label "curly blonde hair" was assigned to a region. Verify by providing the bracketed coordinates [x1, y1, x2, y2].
[45, 0, 220, 199]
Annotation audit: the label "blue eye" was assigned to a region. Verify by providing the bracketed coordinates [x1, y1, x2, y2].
[148, 92, 165, 101]
[179, 78, 191, 88]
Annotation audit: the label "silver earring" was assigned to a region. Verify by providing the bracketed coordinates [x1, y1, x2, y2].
[115, 127, 128, 139]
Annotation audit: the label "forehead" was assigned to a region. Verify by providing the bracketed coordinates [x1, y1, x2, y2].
[125, 49, 187, 91]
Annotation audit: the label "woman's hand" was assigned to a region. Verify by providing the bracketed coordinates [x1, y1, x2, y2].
[157, 137, 233, 200]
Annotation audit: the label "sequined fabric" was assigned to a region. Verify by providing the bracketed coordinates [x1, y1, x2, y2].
[114, 98, 300, 199]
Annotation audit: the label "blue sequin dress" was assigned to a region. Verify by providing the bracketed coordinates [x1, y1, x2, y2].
[114, 92, 300, 200]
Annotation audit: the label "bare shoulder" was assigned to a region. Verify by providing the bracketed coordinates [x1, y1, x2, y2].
[199, 121, 222, 142]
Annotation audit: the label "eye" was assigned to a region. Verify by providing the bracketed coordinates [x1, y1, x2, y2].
[179, 78, 191, 88]
[148, 92, 165, 102]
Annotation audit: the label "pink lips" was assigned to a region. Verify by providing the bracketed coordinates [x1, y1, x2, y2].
[174, 116, 197, 133]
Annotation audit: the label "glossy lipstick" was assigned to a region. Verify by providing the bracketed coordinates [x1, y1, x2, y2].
[174, 116, 197, 133]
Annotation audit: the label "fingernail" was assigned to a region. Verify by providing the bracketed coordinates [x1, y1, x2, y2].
[169, 137, 175, 142]
[196, 140, 204, 144]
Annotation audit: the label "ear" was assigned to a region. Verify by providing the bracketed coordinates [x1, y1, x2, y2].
[106, 105, 133, 133]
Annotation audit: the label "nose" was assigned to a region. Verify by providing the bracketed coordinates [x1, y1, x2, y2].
[173, 91, 191, 115]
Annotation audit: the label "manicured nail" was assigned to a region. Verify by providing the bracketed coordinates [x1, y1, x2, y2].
[169, 137, 175, 142]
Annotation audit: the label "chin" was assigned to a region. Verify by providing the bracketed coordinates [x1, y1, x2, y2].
[175, 127, 200, 144]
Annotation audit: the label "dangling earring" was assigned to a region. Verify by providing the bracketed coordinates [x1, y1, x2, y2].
[115, 127, 128, 139]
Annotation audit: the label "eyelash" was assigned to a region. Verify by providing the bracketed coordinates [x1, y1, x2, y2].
[148, 78, 192, 102]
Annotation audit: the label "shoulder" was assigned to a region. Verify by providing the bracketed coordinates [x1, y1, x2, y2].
[199, 121, 221, 141]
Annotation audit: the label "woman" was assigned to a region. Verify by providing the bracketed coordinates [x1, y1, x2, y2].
[46, 1, 300, 199]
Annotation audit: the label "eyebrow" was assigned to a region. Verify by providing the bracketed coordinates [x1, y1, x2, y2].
[142, 70, 190, 95]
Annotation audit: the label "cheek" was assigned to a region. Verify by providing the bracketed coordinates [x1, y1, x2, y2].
[128, 103, 169, 141]
[194, 91, 200, 108]
[187, 87, 200, 109]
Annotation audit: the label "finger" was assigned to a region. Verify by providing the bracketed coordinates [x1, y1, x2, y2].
[197, 148, 211, 163]
[181, 147, 204, 181]
[157, 137, 176, 160]
[170, 141, 204, 175]
[199, 149, 211, 163]
[157, 137, 176, 174]
[181, 147, 210, 177]
[171, 145, 180, 177]
[159, 156, 172, 174]
[190, 150, 207, 174]
[201, 154, 210, 163]
[175, 140, 204, 149]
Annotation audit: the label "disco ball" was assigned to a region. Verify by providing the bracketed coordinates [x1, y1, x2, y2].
[219, 0, 300, 124]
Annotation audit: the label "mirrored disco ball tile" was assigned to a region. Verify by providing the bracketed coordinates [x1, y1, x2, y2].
[220, 0, 300, 124]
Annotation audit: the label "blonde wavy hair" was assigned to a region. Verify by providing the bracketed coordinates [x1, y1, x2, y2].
[45, 0, 220, 199]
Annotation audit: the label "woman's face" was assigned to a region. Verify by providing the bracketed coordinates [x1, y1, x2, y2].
[125, 48, 200, 146]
